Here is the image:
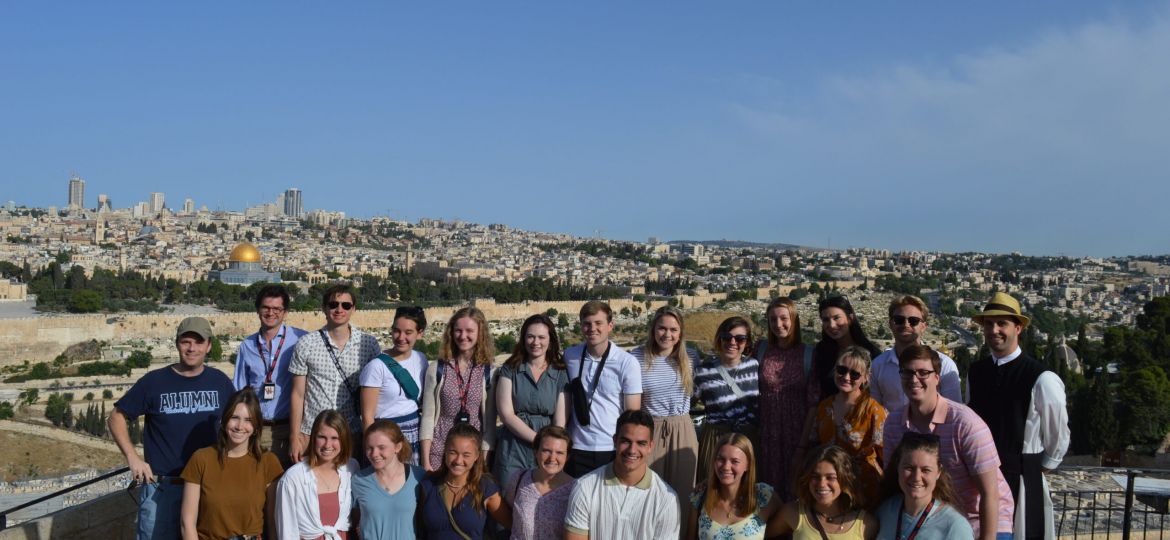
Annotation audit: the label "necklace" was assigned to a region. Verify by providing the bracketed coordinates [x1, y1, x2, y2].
[445, 479, 468, 490]
[816, 509, 850, 532]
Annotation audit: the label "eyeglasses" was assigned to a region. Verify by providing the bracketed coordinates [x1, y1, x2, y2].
[898, 368, 936, 379]
[834, 365, 864, 380]
[258, 306, 285, 314]
[719, 333, 749, 344]
[327, 301, 354, 311]
[891, 316, 924, 327]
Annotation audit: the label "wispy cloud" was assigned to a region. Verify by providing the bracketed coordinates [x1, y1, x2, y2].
[730, 9, 1170, 255]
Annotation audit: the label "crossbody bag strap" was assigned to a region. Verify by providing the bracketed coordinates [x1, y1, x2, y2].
[715, 361, 746, 399]
[580, 343, 612, 410]
[320, 330, 359, 399]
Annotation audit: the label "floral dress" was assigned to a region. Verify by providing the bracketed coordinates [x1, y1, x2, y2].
[757, 344, 817, 499]
[808, 391, 887, 507]
[689, 483, 775, 540]
[427, 363, 485, 470]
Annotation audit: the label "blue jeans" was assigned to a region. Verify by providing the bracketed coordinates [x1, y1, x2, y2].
[137, 478, 183, 540]
[996, 533, 1015, 540]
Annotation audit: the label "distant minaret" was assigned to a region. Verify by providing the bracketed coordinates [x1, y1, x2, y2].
[404, 243, 415, 272]
[94, 219, 105, 244]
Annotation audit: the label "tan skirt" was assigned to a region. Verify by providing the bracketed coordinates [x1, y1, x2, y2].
[696, 422, 759, 485]
[650, 414, 699, 503]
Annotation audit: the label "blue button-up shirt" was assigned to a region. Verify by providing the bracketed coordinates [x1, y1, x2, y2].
[233, 324, 307, 421]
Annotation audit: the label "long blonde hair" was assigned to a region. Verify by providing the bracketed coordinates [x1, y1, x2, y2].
[701, 433, 759, 518]
[642, 306, 693, 396]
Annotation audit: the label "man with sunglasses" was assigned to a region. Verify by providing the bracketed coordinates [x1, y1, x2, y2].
[882, 344, 1015, 540]
[870, 295, 963, 411]
[288, 284, 382, 462]
[968, 293, 1069, 540]
[233, 284, 307, 468]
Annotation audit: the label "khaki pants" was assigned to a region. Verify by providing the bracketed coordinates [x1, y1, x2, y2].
[262, 421, 293, 469]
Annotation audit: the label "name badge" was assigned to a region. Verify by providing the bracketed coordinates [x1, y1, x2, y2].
[455, 409, 471, 424]
[262, 383, 276, 401]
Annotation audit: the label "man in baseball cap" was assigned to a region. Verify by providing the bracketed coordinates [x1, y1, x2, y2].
[967, 293, 1069, 540]
[108, 317, 235, 539]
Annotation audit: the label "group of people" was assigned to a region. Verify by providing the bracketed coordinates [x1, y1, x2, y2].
[108, 282, 1069, 540]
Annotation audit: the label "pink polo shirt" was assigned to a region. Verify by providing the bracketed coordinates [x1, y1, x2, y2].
[882, 397, 1015, 535]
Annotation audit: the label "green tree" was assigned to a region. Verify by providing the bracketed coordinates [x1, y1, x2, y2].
[69, 289, 103, 313]
[84, 392, 94, 401]
[125, 350, 153, 369]
[209, 336, 224, 361]
[44, 393, 73, 427]
[1072, 376, 1116, 455]
[494, 333, 517, 355]
[1117, 366, 1170, 449]
[18, 388, 39, 407]
[102, 389, 114, 399]
[0, 401, 13, 420]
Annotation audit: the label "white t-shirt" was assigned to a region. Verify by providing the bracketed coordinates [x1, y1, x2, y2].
[564, 464, 680, 540]
[359, 350, 427, 420]
[564, 342, 642, 451]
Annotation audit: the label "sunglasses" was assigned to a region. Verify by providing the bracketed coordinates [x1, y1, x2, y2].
[834, 365, 864, 380]
[327, 301, 354, 311]
[719, 333, 749, 344]
[898, 368, 936, 379]
[891, 315, 924, 327]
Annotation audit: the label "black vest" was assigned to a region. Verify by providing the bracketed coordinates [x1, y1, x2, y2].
[968, 352, 1050, 538]
[968, 352, 1048, 464]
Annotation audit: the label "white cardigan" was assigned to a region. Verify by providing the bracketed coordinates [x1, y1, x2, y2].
[275, 458, 358, 540]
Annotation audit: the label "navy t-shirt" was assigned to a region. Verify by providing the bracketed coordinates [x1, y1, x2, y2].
[418, 475, 499, 540]
[115, 364, 236, 476]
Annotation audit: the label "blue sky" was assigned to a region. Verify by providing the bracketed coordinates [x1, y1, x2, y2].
[2, 2, 1167, 257]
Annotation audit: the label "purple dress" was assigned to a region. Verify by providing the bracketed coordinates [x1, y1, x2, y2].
[507, 469, 574, 540]
[757, 343, 818, 499]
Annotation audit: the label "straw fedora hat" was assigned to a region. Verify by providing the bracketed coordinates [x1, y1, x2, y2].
[972, 292, 1030, 328]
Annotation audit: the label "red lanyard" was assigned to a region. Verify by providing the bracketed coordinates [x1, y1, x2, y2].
[257, 328, 287, 384]
[452, 362, 476, 411]
[896, 499, 935, 540]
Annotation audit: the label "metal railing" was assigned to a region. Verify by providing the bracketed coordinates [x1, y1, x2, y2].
[0, 466, 128, 530]
[1053, 468, 1170, 539]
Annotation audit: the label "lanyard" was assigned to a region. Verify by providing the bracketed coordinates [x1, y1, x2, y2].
[896, 499, 935, 540]
[257, 327, 287, 384]
[452, 362, 477, 412]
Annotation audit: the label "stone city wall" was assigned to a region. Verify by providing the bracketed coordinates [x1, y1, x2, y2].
[0, 297, 680, 367]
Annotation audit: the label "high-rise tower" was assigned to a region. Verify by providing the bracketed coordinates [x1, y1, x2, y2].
[283, 188, 303, 218]
[67, 174, 85, 209]
[149, 192, 165, 213]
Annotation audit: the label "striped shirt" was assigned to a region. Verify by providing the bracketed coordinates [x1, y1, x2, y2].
[630, 346, 700, 417]
[693, 356, 759, 428]
[881, 397, 1015, 535]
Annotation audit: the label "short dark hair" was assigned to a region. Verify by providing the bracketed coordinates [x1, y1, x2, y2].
[615, 409, 654, 437]
[393, 305, 427, 332]
[254, 284, 290, 310]
[321, 283, 356, 311]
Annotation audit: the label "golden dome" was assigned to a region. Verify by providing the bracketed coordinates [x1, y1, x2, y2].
[228, 242, 262, 263]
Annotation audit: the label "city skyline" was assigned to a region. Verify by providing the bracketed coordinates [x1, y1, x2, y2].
[2, 2, 1169, 257]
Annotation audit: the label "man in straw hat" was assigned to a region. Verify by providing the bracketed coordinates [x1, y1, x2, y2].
[968, 292, 1069, 540]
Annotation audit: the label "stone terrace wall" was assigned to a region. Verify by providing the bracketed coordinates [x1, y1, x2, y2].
[0, 297, 677, 367]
